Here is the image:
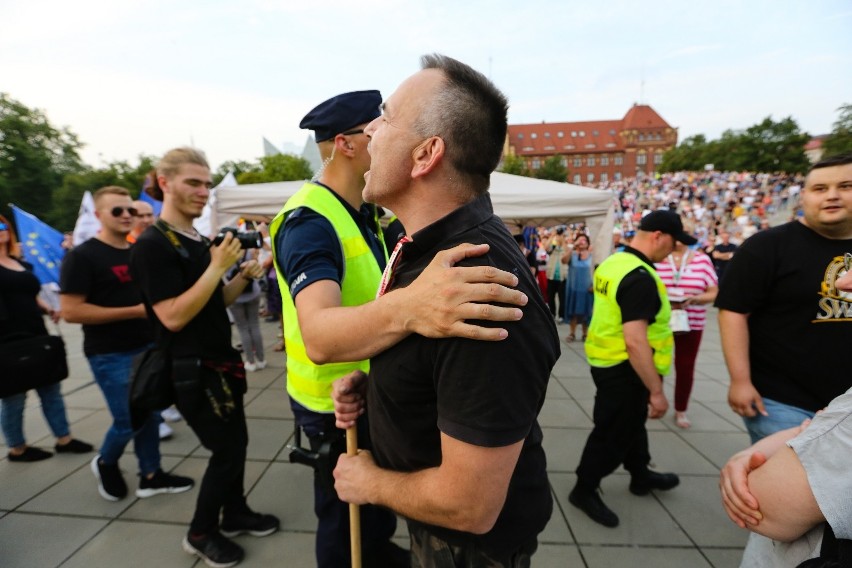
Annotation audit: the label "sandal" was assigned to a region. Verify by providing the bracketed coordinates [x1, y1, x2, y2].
[675, 412, 691, 429]
[564, 334, 575, 343]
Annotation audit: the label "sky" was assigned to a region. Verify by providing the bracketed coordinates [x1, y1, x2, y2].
[3, 0, 851, 171]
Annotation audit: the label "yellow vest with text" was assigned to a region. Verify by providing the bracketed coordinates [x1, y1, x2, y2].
[584, 252, 673, 375]
[269, 183, 386, 412]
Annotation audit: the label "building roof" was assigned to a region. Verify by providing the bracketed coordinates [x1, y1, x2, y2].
[621, 103, 670, 130]
[507, 103, 674, 157]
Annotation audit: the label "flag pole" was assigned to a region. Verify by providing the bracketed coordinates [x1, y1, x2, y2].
[346, 426, 362, 568]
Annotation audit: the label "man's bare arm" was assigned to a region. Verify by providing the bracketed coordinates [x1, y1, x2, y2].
[60, 294, 146, 324]
[719, 309, 767, 417]
[334, 433, 522, 534]
[623, 319, 668, 418]
[297, 243, 527, 365]
[746, 446, 824, 541]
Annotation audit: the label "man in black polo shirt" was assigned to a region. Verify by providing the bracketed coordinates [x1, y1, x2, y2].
[331, 54, 559, 566]
[61, 186, 193, 502]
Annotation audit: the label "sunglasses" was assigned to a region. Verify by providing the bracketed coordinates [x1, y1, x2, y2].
[110, 206, 138, 217]
[0, 222, 8, 231]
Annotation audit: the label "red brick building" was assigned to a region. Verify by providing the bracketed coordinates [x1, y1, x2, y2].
[505, 104, 677, 184]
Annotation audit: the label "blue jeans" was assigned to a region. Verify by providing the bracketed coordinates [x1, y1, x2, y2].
[1, 382, 70, 448]
[88, 348, 160, 475]
[742, 397, 815, 444]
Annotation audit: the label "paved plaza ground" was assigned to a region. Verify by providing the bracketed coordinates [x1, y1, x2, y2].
[0, 309, 753, 567]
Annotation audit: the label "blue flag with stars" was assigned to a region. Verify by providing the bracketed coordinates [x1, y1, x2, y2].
[11, 205, 65, 285]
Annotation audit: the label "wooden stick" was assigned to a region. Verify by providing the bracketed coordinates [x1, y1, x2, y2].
[346, 426, 362, 568]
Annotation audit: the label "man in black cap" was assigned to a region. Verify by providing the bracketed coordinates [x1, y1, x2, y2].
[269, 90, 527, 567]
[569, 209, 696, 527]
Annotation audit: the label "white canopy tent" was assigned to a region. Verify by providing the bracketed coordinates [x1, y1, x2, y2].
[212, 172, 616, 264]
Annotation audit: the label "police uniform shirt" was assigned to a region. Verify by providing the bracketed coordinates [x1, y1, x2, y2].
[274, 183, 387, 298]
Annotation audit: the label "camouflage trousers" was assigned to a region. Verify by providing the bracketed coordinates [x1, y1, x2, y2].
[408, 522, 537, 568]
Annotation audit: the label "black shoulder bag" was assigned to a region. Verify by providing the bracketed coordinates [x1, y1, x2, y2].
[797, 523, 852, 568]
[0, 283, 68, 398]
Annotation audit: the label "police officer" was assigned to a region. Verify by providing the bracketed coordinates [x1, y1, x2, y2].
[570, 210, 695, 527]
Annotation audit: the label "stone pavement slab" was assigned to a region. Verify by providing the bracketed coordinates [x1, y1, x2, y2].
[0, 310, 755, 567]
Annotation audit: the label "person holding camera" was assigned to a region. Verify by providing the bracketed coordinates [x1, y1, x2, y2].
[130, 147, 278, 568]
[60, 185, 193, 501]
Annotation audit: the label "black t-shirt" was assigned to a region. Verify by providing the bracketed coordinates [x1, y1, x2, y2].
[0, 260, 47, 338]
[129, 226, 239, 362]
[60, 238, 152, 356]
[367, 193, 559, 556]
[714, 221, 852, 411]
[615, 247, 661, 324]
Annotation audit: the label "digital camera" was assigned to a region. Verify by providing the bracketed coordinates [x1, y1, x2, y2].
[212, 227, 262, 249]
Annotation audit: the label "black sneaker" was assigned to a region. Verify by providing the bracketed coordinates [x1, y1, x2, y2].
[220, 510, 280, 537]
[568, 486, 619, 527]
[183, 532, 245, 568]
[55, 439, 94, 454]
[136, 469, 194, 498]
[629, 471, 680, 496]
[91, 455, 127, 501]
[8, 447, 53, 462]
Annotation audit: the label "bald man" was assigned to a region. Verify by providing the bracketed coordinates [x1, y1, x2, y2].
[127, 200, 155, 244]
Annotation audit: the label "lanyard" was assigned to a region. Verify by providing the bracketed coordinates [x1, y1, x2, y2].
[668, 251, 690, 284]
[376, 236, 412, 298]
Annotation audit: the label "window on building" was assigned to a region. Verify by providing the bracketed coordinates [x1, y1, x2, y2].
[593, 130, 599, 136]
[609, 129, 616, 135]
[638, 134, 645, 141]
[571, 131, 577, 137]
[573, 173, 581, 184]
[587, 156, 595, 167]
[614, 172, 622, 181]
[601, 155, 609, 166]
[573, 157, 582, 167]
[579, 130, 585, 137]
[531, 133, 537, 139]
[654, 153, 663, 165]
[600, 172, 608, 183]
[560, 157, 567, 167]
[517, 133, 523, 139]
[557, 131, 564, 138]
[544, 145, 555, 150]
[564, 144, 575, 150]
[544, 132, 551, 138]
[614, 155, 623, 165]
[637, 153, 647, 165]
[587, 173, 595, 183]
[531, 158, 541, 169]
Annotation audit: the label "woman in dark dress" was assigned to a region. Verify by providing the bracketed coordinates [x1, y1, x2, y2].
[0, 215, 92, 462]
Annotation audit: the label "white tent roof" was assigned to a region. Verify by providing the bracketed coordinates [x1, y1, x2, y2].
[213, 172, 615, 263]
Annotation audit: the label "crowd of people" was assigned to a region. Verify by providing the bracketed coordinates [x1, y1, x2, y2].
[1, 51, 850, 568]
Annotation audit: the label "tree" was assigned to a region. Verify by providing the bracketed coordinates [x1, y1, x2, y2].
[500, 154, 530, 177]
[48, 155, 158, 231]
[235, 153, 312, 184]
[733, 116, 810, 173]
[0, 93, 84, 220]
[534, 155, 568, 182]
[214, 160, 258, 185]
[661, 116, 810, 174]
[822, 103, 852, 157]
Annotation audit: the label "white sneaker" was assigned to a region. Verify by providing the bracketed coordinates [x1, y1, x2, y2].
[159, 422, 174, 440]
[255, 359, 267, 370]
[244, 361, 257, 372]
[161, 406, 182, 423]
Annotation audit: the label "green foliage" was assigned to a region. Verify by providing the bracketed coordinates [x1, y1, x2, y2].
[0, 93, 85, 220]
[661, 116, 811, 174]
[534, 155, 569, 182]
[213, 160, 257, 185]
[500, 154, 530, 177]
[235, 153, 312, 184]
[822, 103, 852, 157]
[47, 155, 157, 231]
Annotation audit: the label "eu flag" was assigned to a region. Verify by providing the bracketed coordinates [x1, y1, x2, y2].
[10, 205, 65, 285]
